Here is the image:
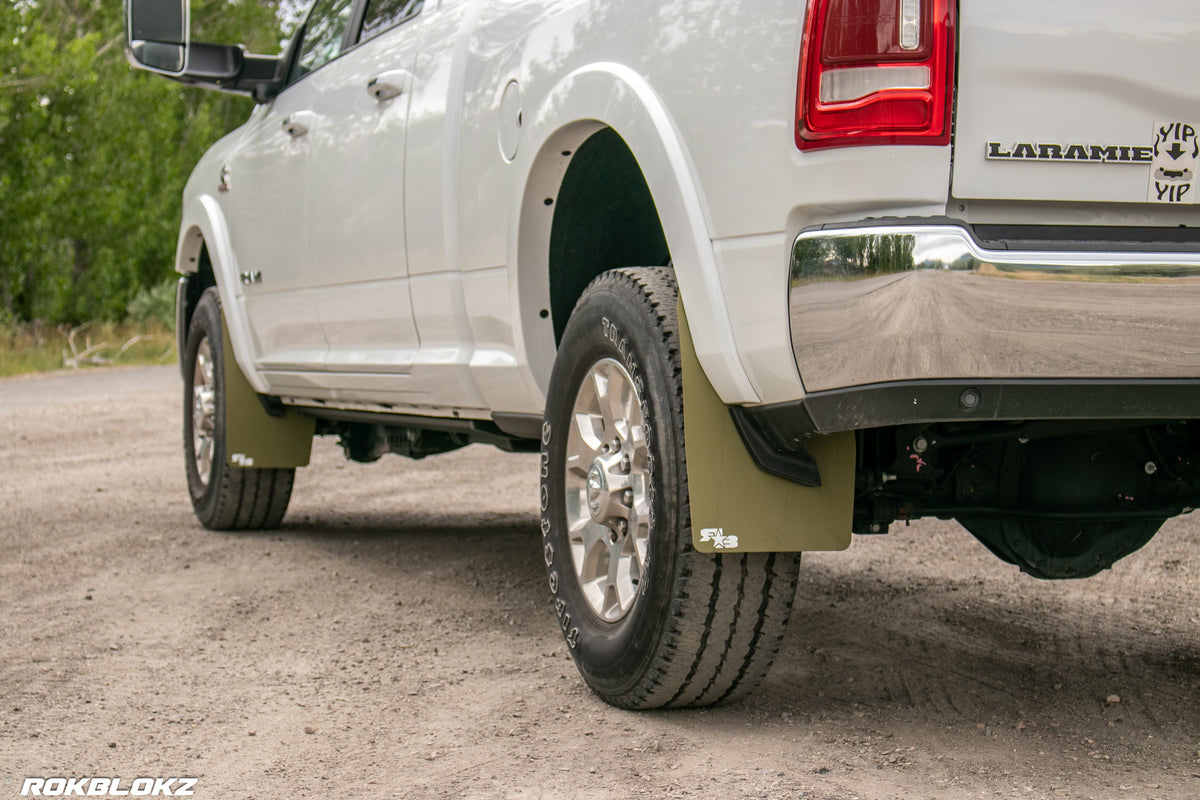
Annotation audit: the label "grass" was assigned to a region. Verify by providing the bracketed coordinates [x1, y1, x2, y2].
[0, 320, 177, 378]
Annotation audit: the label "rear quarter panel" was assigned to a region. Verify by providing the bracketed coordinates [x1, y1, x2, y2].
[455, 0, 953, 406]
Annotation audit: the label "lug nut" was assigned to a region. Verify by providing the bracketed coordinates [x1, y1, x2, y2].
[621, 456, 630, 472]
[623, 489, 633, 505]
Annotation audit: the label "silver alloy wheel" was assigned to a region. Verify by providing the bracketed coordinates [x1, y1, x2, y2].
[191, 336, 217, 487]
[564, 357, 651, 622]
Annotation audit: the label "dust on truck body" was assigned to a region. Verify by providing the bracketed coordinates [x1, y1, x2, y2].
[126, 0, 1200, 708]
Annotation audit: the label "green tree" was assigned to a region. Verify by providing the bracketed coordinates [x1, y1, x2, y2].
[0, 0, 285, 324]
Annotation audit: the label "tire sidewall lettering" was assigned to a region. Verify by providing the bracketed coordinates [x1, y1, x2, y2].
[541, 271, 680, 677]
[600, 316, 655, 468]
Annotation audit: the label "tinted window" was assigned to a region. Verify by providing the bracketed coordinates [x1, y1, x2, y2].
[289, 0, 356, 84]
[359, 0, 424, 45]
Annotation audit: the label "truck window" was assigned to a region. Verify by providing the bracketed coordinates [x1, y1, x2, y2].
[288, 0, 356, 84]
[359, 0, 424, 45]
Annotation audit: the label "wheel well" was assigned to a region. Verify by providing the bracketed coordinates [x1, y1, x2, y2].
[548, 128, 671, 344]
[180, 240, 216, 347]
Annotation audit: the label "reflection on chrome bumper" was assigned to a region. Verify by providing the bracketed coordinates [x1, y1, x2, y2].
[789, 224, 1200, 394]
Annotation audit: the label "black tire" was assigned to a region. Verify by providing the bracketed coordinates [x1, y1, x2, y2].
[540, 267, 799, 708]
[183, 287, 294, 531]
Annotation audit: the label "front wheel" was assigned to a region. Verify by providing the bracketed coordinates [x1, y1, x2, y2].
[540, 268, 799, 708]
[183, 287, 294, 530]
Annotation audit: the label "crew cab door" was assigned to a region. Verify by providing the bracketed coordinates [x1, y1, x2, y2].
[228, 0, 359, 378]
[223, 89, 325, 370]
[302, 0, 427, 375]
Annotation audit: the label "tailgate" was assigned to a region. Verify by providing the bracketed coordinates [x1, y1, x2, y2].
[952, 2, 1200, 208]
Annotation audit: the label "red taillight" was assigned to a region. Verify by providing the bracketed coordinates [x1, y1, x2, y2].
[796, 0, 955, 150]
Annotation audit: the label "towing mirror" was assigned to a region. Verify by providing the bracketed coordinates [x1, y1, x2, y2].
[124, 0, 285, 102]
[126, 0, 188, 74]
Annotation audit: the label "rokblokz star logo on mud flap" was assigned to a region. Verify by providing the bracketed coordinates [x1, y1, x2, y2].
[699, 528, 739, 549]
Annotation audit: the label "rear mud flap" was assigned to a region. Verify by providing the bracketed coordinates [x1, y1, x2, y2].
[680, 306, 853, 553]
[221, 319, 314, 469]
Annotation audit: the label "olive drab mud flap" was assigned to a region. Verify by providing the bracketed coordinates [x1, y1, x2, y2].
[679, 306, 854, 553]
[221, 319, 314, 469]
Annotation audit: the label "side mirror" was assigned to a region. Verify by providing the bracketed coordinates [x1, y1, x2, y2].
[124, 0, 285, 102]
[126, 0, 188, 74]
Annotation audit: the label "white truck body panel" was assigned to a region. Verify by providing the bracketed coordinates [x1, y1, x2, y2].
[953, 0, 1200, 213]
[172, 0, 1200, 419]
[302, 22, 422, 375]
[194, 0, 960, 413]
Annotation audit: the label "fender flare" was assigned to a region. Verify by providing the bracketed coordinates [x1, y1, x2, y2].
[175, 194, 270, 394]
[511, 63, 761, 406]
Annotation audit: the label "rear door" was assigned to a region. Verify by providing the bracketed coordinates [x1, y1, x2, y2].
[303, 0, 427, 375]
[952, 1, 1200, 210]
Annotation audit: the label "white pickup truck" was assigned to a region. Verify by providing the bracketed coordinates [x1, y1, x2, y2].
[126, 0, 1200, 708]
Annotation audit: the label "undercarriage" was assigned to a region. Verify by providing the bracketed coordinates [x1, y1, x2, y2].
[853, 420, 1200, 578]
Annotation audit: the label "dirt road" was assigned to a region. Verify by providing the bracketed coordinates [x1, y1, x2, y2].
[2, 367, 1197, 799]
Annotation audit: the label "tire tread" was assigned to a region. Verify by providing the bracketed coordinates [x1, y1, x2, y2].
[184, 288, 295, 532]
[560, 268, 799, 709]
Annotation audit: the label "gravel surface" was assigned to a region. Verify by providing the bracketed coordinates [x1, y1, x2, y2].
[1, 366, 1198, 799]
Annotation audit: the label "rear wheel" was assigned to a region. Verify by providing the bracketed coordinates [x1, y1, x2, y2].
[540, 267, 799, 708]
[183, 288, 294, 530]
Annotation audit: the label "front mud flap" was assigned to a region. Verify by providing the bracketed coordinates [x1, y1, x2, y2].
[679, 306, 853, 553]
[221, 319, 314, 469]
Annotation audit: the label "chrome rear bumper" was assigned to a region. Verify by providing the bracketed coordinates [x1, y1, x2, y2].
[789, 223, 1200, 394]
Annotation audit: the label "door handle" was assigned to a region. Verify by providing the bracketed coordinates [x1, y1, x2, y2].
[282, 111, 316, 137]
[367, 70, 413, 102]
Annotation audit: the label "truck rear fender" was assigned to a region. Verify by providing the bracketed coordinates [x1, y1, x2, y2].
[513, 63, 761, 407]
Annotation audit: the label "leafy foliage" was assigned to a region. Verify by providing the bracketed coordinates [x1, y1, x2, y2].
[0, 0, 287, 325]
[126, 278, 176, 327]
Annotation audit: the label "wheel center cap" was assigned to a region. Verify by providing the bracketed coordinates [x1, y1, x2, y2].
[586, 463, 607, 519]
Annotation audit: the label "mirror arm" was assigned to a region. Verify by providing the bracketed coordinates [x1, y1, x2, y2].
[185, 41, 244, 80]
[160, 43, 285, 102]
[237, 54, 287, 103]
